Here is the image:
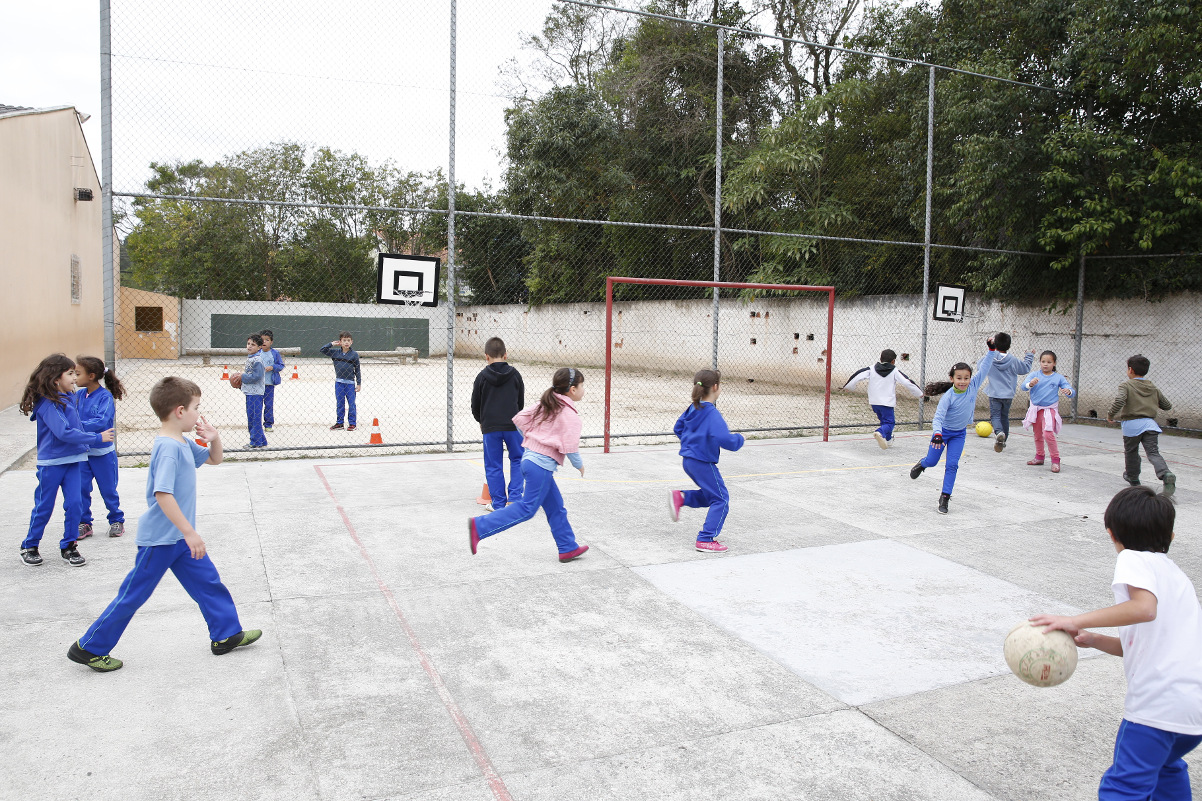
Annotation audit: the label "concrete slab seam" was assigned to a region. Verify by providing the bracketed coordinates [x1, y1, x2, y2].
[313, 465, 514, 801]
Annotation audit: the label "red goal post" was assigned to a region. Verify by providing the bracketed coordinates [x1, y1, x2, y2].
[604, 277, 836, 452]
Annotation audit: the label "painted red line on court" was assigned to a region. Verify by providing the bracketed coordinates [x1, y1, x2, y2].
[313, 465, 513, 801]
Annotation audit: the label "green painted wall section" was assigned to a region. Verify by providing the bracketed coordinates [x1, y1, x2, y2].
[211, 314, 429, 357]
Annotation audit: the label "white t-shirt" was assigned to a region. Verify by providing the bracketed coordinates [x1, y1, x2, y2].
[1112, 549, 1202, 734]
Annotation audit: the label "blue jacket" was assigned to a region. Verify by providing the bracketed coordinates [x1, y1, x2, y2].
[265, 347, 284, 386]
[321, 344, 362, 384]
[1022, 370, 1074, 407]
[31, 394, 103, 466]
[981, 350, 1034, 399]
[931, 352, 992, 434]
[238, 352, 267, 396]
[77, 386, 117, 456]
[674, 402, 744, 463]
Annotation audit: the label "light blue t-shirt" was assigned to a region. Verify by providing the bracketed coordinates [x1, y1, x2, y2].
[521, 450, 583, 473]
[137, 436, 210, 546]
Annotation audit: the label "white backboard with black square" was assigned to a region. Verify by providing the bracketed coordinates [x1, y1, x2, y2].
[377, 254, 441, 307]
[933, 283, 967, 323]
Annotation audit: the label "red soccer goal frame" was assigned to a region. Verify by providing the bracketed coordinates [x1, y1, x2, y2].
[604, 277, 836, 452]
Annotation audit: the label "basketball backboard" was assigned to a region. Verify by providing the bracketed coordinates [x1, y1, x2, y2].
[376, 254, 441, 307]
[933, 283, 966, 323]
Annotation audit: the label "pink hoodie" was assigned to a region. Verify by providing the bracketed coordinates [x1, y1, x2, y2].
[512, 395, 581, 465]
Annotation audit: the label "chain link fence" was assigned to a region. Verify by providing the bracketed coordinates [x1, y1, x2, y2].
[99, 0, 1202, 459]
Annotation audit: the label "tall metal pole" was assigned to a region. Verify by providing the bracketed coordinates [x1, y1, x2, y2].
[917, 65, 935, 428]
[711, 28, 723, 370]
[100, 0, 115, 366]
[1072, 252, 1085, 420]
[445, 0, 457, 452]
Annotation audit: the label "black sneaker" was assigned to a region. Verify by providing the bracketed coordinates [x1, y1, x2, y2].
[19, 547, 43, 566]
[1122, 472, 1141, 486]
[211, 629, 263, 655]
[68, 641, 123, 672]
[910, 462, 925, 480]
[329, 423, 344, 430]
[78, 522, 94, 540]
[937, 493, 951, 514]
[60, 545, 86, 567]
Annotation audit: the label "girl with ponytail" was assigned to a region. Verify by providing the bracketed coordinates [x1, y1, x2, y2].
[468, 367, 590, 562]
[74, 356, 126, 538]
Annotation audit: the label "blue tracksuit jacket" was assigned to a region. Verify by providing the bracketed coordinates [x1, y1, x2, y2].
[674, 402, 745, 462]
[31, 395, 103, 465]
[77, 387, 117, 456]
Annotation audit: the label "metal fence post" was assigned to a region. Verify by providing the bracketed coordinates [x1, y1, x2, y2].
[445, 0, 458, 452]
[1072, 252, 1085, 420]
[711, 28, 723, 371]
[917, 65, 935, 427]
[100, 0, 115, 366]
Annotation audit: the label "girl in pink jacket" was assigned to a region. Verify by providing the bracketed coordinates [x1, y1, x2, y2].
[468, 367, 589, 562]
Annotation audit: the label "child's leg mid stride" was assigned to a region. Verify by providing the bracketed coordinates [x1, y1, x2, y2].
[871, 404, 895, 449]
[1098, 720, 1202, 801]
[912, 429, 965, 514]
[470, 459, 585, 560]
[681, 457, 730, 552]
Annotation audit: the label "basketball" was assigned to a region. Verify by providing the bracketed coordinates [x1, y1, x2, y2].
[229, 373, 242, 390]
[976, 421, 993, 437]
[1003, 621, 1077, 687]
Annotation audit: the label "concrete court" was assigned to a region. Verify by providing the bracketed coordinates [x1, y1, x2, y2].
[2, 423, 1202, 801]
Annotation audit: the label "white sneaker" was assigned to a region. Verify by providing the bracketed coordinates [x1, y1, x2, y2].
[483, 503, 495, 512]
[874, 432, 888, 450]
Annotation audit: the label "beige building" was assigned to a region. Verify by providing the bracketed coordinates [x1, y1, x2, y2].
[0, 104, 104, 409]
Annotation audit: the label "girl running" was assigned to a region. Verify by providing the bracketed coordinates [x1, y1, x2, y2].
[468, 367, 589, 563]
[19, 354, 114, 567]
[1021, 350, 1074, 473]
[75, 356, 126, 538]
[669, 369, 744, 553]
[909, 354, 989, 514]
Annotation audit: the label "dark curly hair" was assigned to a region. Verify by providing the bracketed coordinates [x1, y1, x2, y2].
[20, 354, 76, 415]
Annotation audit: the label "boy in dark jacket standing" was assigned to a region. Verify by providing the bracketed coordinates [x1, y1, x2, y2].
[1108, 354, 1175, 495]
[471, 337, 525, 510]
[321, 332, 361, 431]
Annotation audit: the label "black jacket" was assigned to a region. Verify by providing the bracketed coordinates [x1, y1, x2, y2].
[471, 362, 525, 433]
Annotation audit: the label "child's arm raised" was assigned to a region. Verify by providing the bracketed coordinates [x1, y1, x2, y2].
[1029, 587, 1158, 656]
[841, 367, 870, 392]
[154, 491, 206, 559]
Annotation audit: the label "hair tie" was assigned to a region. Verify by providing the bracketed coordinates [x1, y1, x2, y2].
[696, 381, 703, 385]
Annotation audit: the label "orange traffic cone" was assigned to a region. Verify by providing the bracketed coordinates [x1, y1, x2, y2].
[476, 483, 491, 505]
[290, 365, 299, 380]
[369, 418, 384, 445]
[221, 365, 229, 380]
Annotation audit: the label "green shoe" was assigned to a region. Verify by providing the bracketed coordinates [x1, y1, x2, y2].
[211, 629, 263, 655]
[68, 641, 123, 672]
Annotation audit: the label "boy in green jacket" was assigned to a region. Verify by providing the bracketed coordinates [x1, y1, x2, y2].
[1108, 354, 1175, 495]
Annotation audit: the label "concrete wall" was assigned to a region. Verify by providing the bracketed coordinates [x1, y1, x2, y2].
[116, 287, 180, 359]
[0, 107, 103, 407]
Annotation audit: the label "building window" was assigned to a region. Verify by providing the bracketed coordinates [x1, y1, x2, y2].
[135, 306, 164, 332]
[70, 255, 81, 304]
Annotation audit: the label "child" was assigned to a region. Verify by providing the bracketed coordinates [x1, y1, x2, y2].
[68, 377, 262, 672]
[471, 336, 525, 511]
[19, 354, 114, 567]
[75, 355, 126, 538]
[669, 369, 744, 553]
[842, 349, 923, 449]
[259, 329, 284, 433]
[1020, 350, 1074, 473]
[980, 333, 1035, 453]
[909, 353, 990, 514]
[468, 367, 589, 563]
[1108, 354, 1175, 495]
[1030, 486, 1202, 799]
[238, 333, 269, 448]
[321, 331, 361, 431]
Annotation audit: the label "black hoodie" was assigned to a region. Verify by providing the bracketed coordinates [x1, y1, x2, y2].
[471, 362, 526, 433]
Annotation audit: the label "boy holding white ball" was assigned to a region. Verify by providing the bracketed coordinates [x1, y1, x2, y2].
[1031, 486, 1202, 800]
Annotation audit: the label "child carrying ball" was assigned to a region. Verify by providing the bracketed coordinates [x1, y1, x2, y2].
[669, 370, 744, 552]
[909, 353, 990, 514]
[1020, 350, 1074, 472]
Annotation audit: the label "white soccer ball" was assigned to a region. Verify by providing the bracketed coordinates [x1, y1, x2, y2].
[1003, 621, 1078, 687]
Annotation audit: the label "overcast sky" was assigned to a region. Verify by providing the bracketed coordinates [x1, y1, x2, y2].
[2, 0, 555, 194]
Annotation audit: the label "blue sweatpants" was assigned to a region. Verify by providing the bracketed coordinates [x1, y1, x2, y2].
[335, 382, 357, 426]
[920, 426, 967, 495]
[872, 404, 897, 441]
[989, 397, 1013, 437]
[483, 430, 525, 506]
[473, 458, 579, 554]
[263, 384, 276, 427]
[245, 394, 267, 446]
[80, 451, 123, 525]
[1099, 719, 1202, 800]
[681, 456, 730, 542]
[78, 539, 243, 655]
[23, 462, 82, 551]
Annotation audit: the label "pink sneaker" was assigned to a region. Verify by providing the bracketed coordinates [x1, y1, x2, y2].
[468, 518, 480, 555]
[695, 540, 728, 553]
[77, 523, 93, 540]
[1027, 457, 1044, 466]
[669, 490, 683, 522]
[1051, 461, 1061, 473]
[559, 545, 589, 562]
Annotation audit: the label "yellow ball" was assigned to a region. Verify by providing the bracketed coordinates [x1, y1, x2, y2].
[976, 421, 994, 437]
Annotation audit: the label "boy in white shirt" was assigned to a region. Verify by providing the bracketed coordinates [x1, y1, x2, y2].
[1031, 486, 1202, 799]
[842, 348, 924, 449]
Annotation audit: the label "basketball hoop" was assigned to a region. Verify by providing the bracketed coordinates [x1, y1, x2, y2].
[393, 289, 427, 308]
